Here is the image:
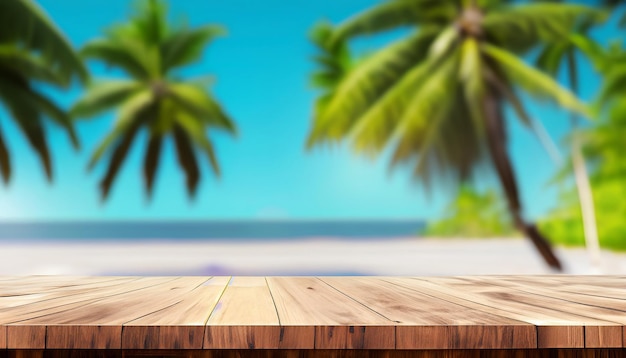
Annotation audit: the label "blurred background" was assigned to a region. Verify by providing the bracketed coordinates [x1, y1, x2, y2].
[0, 0, 624, 276]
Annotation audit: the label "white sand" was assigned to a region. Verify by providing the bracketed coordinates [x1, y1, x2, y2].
[0, 237, 625, 276]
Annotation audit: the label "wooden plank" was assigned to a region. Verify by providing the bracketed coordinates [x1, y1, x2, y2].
[0, 277, 128, 297]
[14, 277, 209, 349]
[7, 325, 45, 349]
[46, 326, 120, 349]
[0, 277, 163, 323]
[0, 278, 136, 317]
[381, 278, 598, 348]
[536, 326, 584, 348]
[1, 277, 176, 349]
[123, 276, 230, 349]
[321, 277, 535, 350]
[266, 277, 394, 349]
[490, 276, 626, 301]
[585, 326, 624, 348]
[31, 349, 626, 358]
[1, 276, 626, 352]
[0, 325, 5, 349]
[397, 277, 622, 348]
[204, 277, 282, 349]
[477, 276, 625, 348]
[9, 277, 195, 325]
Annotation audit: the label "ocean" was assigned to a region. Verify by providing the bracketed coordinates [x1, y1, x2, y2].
[0, 220, 425, 241]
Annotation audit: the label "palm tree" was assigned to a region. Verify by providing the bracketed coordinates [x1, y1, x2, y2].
[0, 0, 86, 183]
[586, 43, 626, 173]
[71, 0, 236, 200]
[540, 43, 626, 253]
[307, 0, 604, 270]
[535, 12, 607, 269]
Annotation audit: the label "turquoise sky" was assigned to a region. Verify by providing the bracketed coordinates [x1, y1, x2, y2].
[0, 0, 620, 221]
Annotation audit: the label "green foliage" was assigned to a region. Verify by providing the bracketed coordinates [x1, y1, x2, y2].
[73, 0, 235, 200]
[308, 1, 595, 188]
[0, 0, 84, 183]
[425, 186, 516, 238]
[307, 0, 602, 269]
[0, 0, 87, 85]
[539, 180, 626, 251]
[540, 44, 626, 251]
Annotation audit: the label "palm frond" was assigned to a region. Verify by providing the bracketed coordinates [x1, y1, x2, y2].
[389, 52, 485, 186]
[71, 80, 144, 119]
[536, 42, 569, 77]
[483, 4, 606, 54]
[162, 25, 225, 72]
[0, 0, 87, 84]
[132, 0, 168, 45]
[0, 77, 79, 148]
[168, 82, 236, 133]
[569, 33, 604, 65]
[88, 90, 153, 170]
[597, 65, 626, 106]
[99, 122, 142, 200]
[309, 21, 352, 92]
[482, 43, 589, 117]
[143, 133, 163, 197]
[332, 0, 455, 43]
[459, 37, 486, 135]
[81, 39, 155, 80]
[0, 46, 65, 85]
[308, 28, 439, 146]
[177, 112, 221, 176]
[347, 54, 447, 154]
[20, 119, 52, 180]
[173, 124, 200, 197]
[0, 126, 11, 184]
[0, 82, 53, 179]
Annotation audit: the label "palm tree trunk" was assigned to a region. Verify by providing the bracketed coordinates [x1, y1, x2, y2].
[483, 90, 563, 271]
[567, 52, 602, 270]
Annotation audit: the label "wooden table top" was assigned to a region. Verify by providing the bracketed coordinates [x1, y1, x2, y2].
[0, 276, 624, 351]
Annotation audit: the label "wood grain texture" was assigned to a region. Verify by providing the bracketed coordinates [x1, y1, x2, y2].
[123, 277, 229, 350]
[585, 326, 623, 348]
[395, 325, 535, 350]
[536, 326, 584, 348]
[121, 325, 204, 350]
[7, 326, 45, 349]
[1, 276, 626, 352]
[204, 277, 282, 349]
[266, 277, 394, 349]
[321, 277, 535, 349]
[15, 277, 206, 325]
[6, 349, 626, 358]
[314, 326, 393, 349]
[46, 326, 120, 349]
[19, 278, 208, 349]
[0, 277, 172, 324]
[453, 276, 625, 348]
[0, 325, 6, 349]
[389, 277, 619, 348]
[0, 277, 131, 301]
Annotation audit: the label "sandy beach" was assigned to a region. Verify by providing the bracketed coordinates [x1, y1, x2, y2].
[1, 237, 625, 276]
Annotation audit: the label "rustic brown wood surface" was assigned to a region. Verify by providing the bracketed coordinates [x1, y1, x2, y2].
[2, 349, 626, 358]
[0, 276, 625, 352]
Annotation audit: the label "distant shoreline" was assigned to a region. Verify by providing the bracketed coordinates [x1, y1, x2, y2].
[0, 220, 425, 240]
